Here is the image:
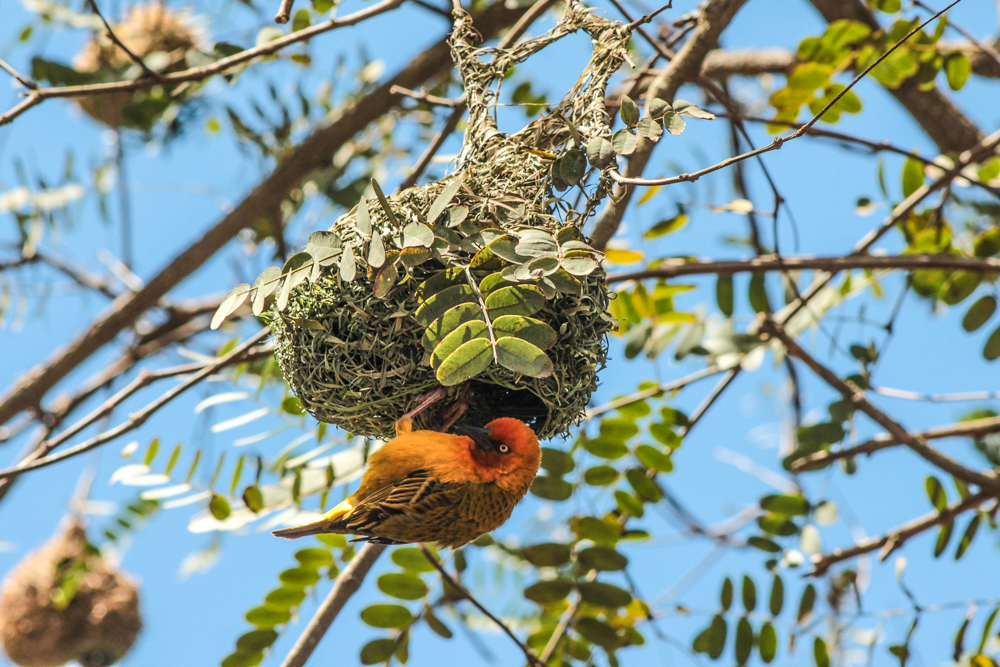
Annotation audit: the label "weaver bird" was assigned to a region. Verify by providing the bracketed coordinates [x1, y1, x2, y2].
[272, 417, 541, 548]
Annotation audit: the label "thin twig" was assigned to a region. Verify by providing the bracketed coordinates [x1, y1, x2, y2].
[627, 1, 672, 30]
[391, 85, 461, 107]
[791, 415, 1000, 472]
[608, 0, 963, 188]
[607, 254, 1000, 283]
[585, 365, 721, 419]
[539, 598, 580, 663]
[0, 331, 271, 487]
[0, 0, 408, 127]
[912, 0, 1000, 70]
[761, 320, 1000, 491]
[279, 543, 388, 667]
[399, 102, 466, 190]
[86, 0, 163, 80]
[0, 58, 38, 90]
[419, 545, 544, 667]
[274, 0, 296, 23]
[871, 386, 1000, 402]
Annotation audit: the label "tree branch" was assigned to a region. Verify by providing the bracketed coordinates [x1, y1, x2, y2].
[86, 0, 163, 81]
[0, 0, 534, 429]
[419, 545, 544, 667]
[279, 543, 387, 667]
[760, 320, 1000, 492]
[808, 490, 994, 576]
[607, 253, 1000, 283]
[792, 415, 1000, 472]
[589, 0, 750, 250]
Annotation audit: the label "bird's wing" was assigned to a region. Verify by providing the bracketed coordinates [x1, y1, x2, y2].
[341, 468, 451, 536]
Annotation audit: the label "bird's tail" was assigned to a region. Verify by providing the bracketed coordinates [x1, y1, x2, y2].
[272, 499, 352, 540]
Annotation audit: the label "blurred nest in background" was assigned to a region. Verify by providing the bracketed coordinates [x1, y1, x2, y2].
[221, 2, 631, 439]
[0, 517, 142, 667]
[72, 2, 205, 128]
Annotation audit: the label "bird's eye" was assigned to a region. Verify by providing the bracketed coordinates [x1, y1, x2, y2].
[497, 443, 510, 454]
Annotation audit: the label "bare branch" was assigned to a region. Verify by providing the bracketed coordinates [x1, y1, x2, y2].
[0, 58, 38, 90]
[872, 386, 1000, 403]
[608, 254, 1000, 283]
[585, 366, 722, 419]
[279, 543, 387, 667]
[274, 0, 296, 24]
[0, 330, 271, 491]
[792, 415, 1000, 472]
[419, 545, 544, 667]
[809, 491, 995, 576]
[761, 320, 1000, 492]
[391, 85, 461, 107]
[86, 0, 163, 80]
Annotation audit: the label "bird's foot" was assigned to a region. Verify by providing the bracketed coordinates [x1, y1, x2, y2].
[402, 386, 448, 422]
[439, 382, 472, 431]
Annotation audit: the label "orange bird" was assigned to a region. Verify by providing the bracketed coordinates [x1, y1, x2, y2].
[272, 417, 541, 548]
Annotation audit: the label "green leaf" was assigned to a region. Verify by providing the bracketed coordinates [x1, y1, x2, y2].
[814, 637, 830, 667]
[636, 117, 662, 142]
[355, 196, 373, 236]
[797, 584, 816, 623]
[245, 606, 291, 627]
[614, 489, 644, 518]
[212, 284, 250, 329]
[491, 315, 556, 349]
[339, 245, 357, 282]
[424, 607, 453, 639]
[436, 337, 493, 385]
[495, 337, 553, 378]
[250, 267, 281, 316]
[798, 422, 846, 448]
[372, 262, 399, 299]
[760, 494, 810, 516]
[236, 629, 278, 653]
[635, 444, 672, 473]
[524, 579, 572, 603]
[427, 178, 463, 224]
[577, 516, 620, 545]
[583, 465, 618, 486]
[708, 615, 727, 659]
[430, 320, 489, 369]
[486, 235, 529, 263]
[361, 604, 412, 629]
[583, 437, 628, 459]
[529, 475, 573, 501]
[295, 548, 333, 568]
[626, 468, 662, 502]
[377, 573, 427, 600]
[721, 578, 734, 611]
[522, 543, 571, 567]
[368, 233, 386, 269]
[540, 447, 574, 475]
[645, 213, 688, 239]
[749, 272, 770, 313]
[558, 149, 588, 186]
[935, 519, 954, 557]
[673, 99, 716, 119]
[576, 617, 621, 650]
[759, 621, 777, 663]
[984, 325, 1000, 361]
[415, 285, 477, 327]
[620, 95, 639, 127]
[955, 513, 981, 560]
[769, 575, 784, 616]
[963, 296, 996, 332]
[209, 495, 231, 520]
[742, 576, 757, 612]
[925, 475, 948, 511]
[974, 228, 1000, 258]
[758, 514, 798, 536]
[648, 98, 669, 120]
[390, 548, 435, 573]
[944, 53, 971, 90]
[360, 639, 396, 665]
[662, 111, 685, 135]
[279, 567, 321, 588]
[579, 581, 631, 608]
[421, 303, 484, 351]
[611, 128, 637, 155]
[735, 617, 753, 665]
[717, 274, 734, 316]
[586, 137, 615, 168]
[788, 62, 832, 90]
[578, 546, 628, 571]
[402, 222, 434, 248]
[264, 587, 306, 608]
[560, 251, 599, 276]
[902, 157, 924, 198]
[485, 285, 545, 318]
[370, 178, 399, 227]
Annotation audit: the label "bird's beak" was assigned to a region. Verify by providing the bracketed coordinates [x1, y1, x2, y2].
[453, 425, 496, 454]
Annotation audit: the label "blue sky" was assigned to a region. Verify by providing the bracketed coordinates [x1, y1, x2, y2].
[1, 0, 999, 665]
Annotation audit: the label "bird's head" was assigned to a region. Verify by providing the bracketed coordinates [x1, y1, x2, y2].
[453, 418, 541, 488]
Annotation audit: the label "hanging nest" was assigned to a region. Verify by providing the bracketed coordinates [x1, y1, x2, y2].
[0, 518, 142, 667]
[215, 2, 637, 439]
[73, 2, 205, 129]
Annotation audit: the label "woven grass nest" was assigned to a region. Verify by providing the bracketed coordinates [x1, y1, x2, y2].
[72, 2, 205, 128]
[214, 3, 638, 439]
[0, 518, 141, 667]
